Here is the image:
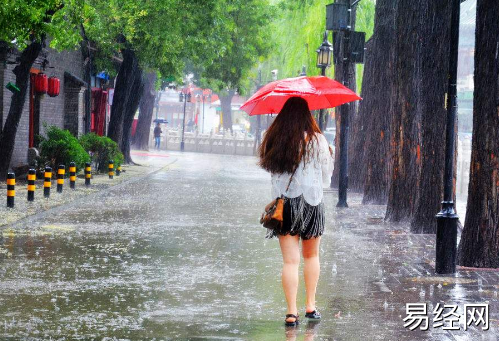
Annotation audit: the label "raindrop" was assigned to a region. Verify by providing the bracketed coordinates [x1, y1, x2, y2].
[383, 301, 388, 310]
[332, 263, 337, 275]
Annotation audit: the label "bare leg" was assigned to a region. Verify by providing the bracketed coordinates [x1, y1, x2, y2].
[302, 236, 321, 313]
[279, 234, 300, 323]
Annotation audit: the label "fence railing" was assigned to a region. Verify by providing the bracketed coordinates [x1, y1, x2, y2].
[153, 129, 257, 156]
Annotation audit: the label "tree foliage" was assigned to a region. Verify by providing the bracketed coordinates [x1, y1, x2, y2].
[83, 0, 225, 79]
[0, 0, 83, 50]
[256, 0, 375, 88]
[200, 0, 273, 94]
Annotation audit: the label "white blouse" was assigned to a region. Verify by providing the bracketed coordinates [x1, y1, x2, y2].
[271, 133, 334, 206]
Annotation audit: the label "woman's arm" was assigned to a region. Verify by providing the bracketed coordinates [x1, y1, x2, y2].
[318, 134, 334, 186]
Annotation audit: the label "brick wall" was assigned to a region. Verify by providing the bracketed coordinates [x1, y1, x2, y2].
[1, 46, 85, 168]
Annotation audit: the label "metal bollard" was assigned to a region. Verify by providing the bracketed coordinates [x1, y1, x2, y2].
[116, 165, 121, 176]
[44, 166, 52, 198]
[6, 172, 15, 208]
[27, 169, 36, 201]
[57, 165, 65, 193]
[108, 160, 114, 179]
[85, 162, 91, 186]
[69, 162, 76, 189]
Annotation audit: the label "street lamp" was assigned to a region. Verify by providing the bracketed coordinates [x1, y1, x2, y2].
[196, 92, 211, 134]
[435, 0, 461, 274]
[316, 31, 333, 132]
[325, 0, 365, 208]
[179, 90, 191, 152]
[316, 31, 333, 74]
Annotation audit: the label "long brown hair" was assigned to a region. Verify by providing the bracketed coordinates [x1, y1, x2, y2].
[259, 97, 321, 174]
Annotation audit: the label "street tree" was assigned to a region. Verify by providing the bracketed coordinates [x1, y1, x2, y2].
[200, 0, 272, 133]
[0, 0, 82, 178]
[361, 0, 396, 204]
[410, 0, 451, 233]
[133, 72, 157, 151]
[458, 0, 499, 268]
[384, 0, 422, 222]
[84, 0, 222, 161]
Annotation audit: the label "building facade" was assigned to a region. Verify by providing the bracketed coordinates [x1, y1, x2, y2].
[1, 45, 87, 168]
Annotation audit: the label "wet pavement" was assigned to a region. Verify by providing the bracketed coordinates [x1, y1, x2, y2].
[0, 151, 497, 340]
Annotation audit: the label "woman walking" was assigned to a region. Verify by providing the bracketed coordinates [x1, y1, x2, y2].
[259, 97, 334, 327]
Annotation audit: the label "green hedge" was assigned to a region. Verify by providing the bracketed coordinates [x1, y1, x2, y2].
[38, 126, 90, 172]
[79, 133, 124, 172]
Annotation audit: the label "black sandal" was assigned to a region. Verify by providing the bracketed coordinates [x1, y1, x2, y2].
[305, 310, 321, 320]
[285, 313, 299, 326]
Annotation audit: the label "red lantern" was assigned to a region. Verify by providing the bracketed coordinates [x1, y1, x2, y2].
[34, 73, 48, 94]
[48, 77, 60, 97]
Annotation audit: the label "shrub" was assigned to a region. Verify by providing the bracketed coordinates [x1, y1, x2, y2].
[38, 126, 90, 173]
[79, 133, 124, 172]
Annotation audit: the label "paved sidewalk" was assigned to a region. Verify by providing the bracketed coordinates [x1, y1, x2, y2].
[0, 152, 168, 228]
[0, 151, 496, 340]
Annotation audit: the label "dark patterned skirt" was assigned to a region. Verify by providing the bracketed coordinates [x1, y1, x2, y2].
[266, 194, 325, 240]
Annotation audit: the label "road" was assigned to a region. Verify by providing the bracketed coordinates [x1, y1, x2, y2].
[0, 151, 496, 340]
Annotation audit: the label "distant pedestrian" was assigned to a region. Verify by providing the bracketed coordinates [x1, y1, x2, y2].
[153, 123, 162, 149]
[258, 97, 333, 327]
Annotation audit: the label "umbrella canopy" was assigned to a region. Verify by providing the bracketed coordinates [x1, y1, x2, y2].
[241, 76, 361, 116]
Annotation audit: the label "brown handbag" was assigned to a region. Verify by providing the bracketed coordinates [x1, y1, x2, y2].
[260, 163, 300, 230]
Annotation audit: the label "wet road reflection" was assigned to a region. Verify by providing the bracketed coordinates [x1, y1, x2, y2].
[0, 151, 496, 340]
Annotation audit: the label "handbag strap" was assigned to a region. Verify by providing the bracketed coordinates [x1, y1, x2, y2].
[284, 138, 308, 194]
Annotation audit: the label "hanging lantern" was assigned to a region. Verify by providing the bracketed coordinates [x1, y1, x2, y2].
[48, 77, 60, 97]
[34, 73, 48, 94]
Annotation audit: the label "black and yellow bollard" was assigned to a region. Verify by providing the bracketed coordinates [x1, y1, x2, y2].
[27, 169, 36, 201]
[85, 162, 91, 186]
[57, 165, 65, 193]
[108, 160, 114, 179]
[6, 172, 15, 208]
[116, 165, 121, 176]
[69, 162, 76, 189]
[44, 166, 52, 198]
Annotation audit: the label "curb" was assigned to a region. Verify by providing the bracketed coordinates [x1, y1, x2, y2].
[3, 157, 178, 230]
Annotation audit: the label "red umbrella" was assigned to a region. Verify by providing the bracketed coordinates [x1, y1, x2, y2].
[241, 76, 361, 116]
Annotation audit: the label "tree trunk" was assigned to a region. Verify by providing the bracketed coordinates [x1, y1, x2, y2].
[219, 90, 234, 133]
[80, 25, 92, 135]
[347, 39, 373, 193]
[362, 0, 397, 205]
[331, 0, 357, 188]
[0, 40, 43, 178]
[133, 72, 156, 150]
[385, 0, 422, 222]
[107, 48, 137, 146]
[410, 0, 452, 233]
[122, 67, 143, 164]
[457, 0, 499, 268]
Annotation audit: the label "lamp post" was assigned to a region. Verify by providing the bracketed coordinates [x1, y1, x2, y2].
[325, 1, 365, 207]
[435, 0, 460, 274]
[316, 31, 333, 131]
[336, 0, 352, 208]
[179, 90, 191, 152]
[196, 92, 211, 134]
